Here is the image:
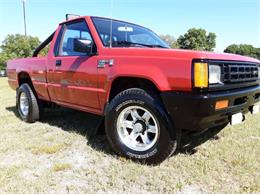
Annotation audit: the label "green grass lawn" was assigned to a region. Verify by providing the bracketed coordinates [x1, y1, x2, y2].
[0, 77, 259, 193]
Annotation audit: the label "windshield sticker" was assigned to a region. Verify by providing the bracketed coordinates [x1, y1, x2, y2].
[118, 26, 133, 32]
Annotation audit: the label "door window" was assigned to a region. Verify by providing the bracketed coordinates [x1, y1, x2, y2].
[58, 21, 93, 56]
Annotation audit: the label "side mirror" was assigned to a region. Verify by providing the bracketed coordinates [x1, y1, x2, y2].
[73, 38, 93, 54]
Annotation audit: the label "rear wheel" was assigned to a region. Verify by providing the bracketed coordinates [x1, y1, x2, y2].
[105, 88, 180, 165]
[17, 83, 42, 123]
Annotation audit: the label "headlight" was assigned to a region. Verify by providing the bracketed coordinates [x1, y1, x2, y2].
[209, 65, 222, 84]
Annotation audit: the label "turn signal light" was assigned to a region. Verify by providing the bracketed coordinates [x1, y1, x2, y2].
[194, 62, 208, 88]
[215, 100, 229, 110]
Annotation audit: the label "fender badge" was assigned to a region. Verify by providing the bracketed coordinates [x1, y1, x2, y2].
[98, 59, 114, 68]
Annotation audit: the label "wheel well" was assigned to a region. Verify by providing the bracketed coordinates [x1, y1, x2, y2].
[108, 77, 161, 102]
[17, 72, 38, 97]
[18, 72, 33, 87]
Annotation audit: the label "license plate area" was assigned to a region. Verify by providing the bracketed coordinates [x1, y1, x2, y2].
[230, 113, 244, 125]
[250, 105, 259, 114]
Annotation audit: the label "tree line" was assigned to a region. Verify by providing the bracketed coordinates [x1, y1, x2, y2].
[159, 28, 260, 61]
[0, 28, 259, 70]
[0, 34, 48, 70]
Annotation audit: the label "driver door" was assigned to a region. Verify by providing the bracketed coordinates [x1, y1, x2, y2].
[47, 20, 100, 110]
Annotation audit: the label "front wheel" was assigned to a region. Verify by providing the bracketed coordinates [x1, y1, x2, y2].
[105, 88, 180, 165]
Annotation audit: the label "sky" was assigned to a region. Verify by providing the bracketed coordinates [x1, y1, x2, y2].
[0, 0, 259, 52]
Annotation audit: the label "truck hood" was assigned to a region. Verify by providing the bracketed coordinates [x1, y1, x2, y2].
[107, 48, 260, 63]
[184, 49, 260, 63]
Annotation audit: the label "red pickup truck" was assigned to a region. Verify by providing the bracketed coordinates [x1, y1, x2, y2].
[7, 16, 260, 164]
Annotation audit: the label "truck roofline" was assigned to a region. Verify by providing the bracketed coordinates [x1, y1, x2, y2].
[59, 15, 150, 31]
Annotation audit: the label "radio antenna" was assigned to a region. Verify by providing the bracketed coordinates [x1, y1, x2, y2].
[109, 0, 114, 48]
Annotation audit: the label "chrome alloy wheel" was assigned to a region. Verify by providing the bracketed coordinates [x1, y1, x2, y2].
[19, 92, 29, 116]
[116, 106, 159, 152]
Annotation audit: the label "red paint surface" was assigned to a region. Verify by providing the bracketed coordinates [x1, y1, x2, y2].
[7, 16, 260, 115]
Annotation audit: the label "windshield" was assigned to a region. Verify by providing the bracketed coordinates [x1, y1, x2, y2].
[92, 17, 169, 49]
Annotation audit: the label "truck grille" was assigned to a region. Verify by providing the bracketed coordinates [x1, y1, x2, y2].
[222, 63, 259, 83]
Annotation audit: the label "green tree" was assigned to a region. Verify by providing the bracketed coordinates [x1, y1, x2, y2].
[0, 52, 8, 70]
[256, 48, 260, 59]
[177, 28, 216, 51]
[159, 34, 179, 48]
[224, 44, 260, 60]
[0, 34, 48, 69]
[224, 44, 239, 53]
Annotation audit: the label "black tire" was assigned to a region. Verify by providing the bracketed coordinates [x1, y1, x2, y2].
[105, 88, 180, 165]
[17, 83, 42, 123]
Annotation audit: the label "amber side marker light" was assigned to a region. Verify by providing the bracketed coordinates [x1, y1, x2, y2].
[215, 100, 229, 110]
[194, 62, 208, 88]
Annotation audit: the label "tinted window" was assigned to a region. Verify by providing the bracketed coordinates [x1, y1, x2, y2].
[59, 21, 92, 56]
[92, 17, 169, 48]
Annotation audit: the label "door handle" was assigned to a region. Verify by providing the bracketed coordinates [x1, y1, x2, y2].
[56, 60, 62, 66]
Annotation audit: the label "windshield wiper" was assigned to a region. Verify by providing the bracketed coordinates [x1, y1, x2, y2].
[113, 41, 168, 48]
